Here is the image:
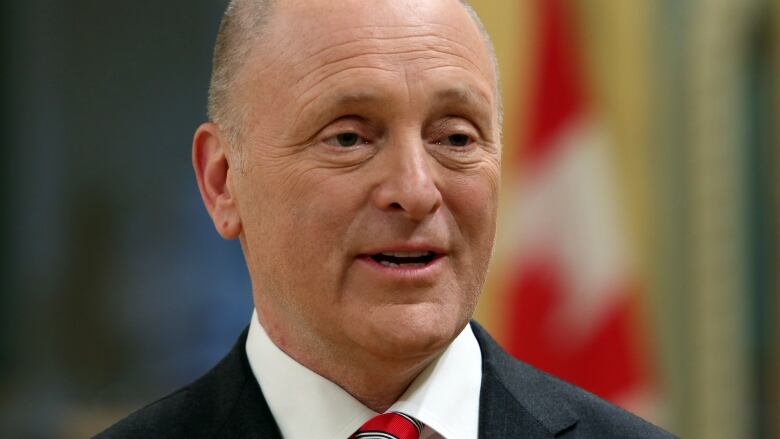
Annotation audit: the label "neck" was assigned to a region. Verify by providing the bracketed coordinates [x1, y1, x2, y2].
[257, 310, 441, 412]
[319, 350, 436, 412]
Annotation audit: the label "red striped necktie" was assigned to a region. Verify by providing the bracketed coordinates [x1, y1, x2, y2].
[350, 412, 423, 439]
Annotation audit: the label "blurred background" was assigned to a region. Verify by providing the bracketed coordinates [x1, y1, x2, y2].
[0, 0, 776, 437]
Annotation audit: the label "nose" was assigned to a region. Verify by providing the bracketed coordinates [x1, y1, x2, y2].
[372, 140, 442, 221]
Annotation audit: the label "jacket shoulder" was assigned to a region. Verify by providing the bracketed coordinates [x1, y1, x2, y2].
[95, 328, 273, 439]
[95, 385, 201, 438]
[538, 373, 676, 438]
[470, 321, 678, 438]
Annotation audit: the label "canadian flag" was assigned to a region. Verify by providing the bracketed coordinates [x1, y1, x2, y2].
[499, 0, 657, 416]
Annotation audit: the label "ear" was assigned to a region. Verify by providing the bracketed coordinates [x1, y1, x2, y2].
[192, 122, 242, 240]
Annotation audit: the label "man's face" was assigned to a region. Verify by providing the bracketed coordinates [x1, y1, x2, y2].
[230, 0, 500, 362]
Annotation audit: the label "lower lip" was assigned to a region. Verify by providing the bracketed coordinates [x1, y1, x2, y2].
[356, 255, 446, 280]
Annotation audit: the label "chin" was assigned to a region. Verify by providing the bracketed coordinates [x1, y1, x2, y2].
[360, 302, 470, 361]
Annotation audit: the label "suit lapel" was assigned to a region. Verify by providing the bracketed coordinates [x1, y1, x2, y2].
[472, 321, 579, 438]
[200, 328, 284, 438]
[215, 375, 283, 438]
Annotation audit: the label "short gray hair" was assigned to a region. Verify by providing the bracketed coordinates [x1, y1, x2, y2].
[207, 0, 501, 154]
[207, 0, 276, 152]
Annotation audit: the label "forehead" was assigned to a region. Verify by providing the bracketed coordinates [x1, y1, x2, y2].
[240, 0, 495, 111]
[267, 0, 487, 56]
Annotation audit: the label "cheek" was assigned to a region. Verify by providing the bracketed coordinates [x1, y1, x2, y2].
[444, 165, 500, 241]
[441, 165, 499, 298]
[253, 170, 366, 283]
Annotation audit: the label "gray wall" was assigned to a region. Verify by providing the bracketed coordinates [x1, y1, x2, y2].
[1, 1, 254, 436]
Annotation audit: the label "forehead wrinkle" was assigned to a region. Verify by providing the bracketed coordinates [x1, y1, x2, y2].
[290, 46, 489, 99]
[344, 25, 485, 61]
[288, 22, 485, 63]
[284, 26, 491, 83]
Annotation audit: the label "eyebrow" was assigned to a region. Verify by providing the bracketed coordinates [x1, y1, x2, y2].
[330, 87, 493, 109]
[295, 85, 493, 132]
[312, 86, 491, 112]
[433, 85, 492, 110]
[294, 91, 383, 128]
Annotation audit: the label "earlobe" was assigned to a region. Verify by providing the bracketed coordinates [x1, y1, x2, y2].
[192, 122, 242, 240]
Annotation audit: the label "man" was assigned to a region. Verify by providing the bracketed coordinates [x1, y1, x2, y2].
[99, 0, 675, 437]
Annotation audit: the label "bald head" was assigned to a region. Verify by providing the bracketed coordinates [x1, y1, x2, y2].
[207, 0, 501, 149]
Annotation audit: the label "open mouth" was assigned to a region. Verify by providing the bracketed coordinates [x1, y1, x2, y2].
[368, 251, 439, 268]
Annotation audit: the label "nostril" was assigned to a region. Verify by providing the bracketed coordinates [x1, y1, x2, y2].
[389, 202, 403, 210]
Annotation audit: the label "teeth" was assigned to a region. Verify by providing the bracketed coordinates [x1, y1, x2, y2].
[379, 260, 426, 268]
[380, 251, 431, 258]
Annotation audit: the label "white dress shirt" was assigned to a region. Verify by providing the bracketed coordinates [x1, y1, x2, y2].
[245, 310, 482, 439]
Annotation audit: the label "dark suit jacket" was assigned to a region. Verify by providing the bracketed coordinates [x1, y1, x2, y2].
[96, 322, 676, 438]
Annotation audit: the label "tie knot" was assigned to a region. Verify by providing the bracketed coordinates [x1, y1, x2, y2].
[351, 412, 423, 439]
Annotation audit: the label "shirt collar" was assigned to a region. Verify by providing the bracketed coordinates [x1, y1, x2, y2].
[245, 310, 482, 439]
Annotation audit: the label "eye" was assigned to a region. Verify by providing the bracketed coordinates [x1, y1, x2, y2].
[439, 133, 473, 147]
[325, 132, 366, 148]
